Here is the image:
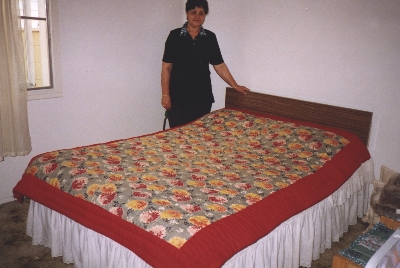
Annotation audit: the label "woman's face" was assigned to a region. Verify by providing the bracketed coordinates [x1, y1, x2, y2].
[186, 7, 206, 28]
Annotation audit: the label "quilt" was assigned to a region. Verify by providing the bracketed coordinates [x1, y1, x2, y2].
[13, 108, 370, 267]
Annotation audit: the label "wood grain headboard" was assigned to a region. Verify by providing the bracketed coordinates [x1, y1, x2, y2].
[225, 87, 373, 146]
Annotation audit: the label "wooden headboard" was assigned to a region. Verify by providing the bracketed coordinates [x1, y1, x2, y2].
[225, 87, 373, 146]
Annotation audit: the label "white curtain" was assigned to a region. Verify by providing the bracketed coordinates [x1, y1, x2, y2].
[0, 0, 32, 162]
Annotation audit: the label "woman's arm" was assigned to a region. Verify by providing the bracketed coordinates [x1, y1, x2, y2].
[213, 62, 250, 94]
[161, 62, 173, 110]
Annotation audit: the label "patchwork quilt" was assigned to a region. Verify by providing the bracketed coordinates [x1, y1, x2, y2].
[13, 108, 370, 267]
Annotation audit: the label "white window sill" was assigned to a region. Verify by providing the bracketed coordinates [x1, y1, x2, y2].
[28, 88, 63, 101]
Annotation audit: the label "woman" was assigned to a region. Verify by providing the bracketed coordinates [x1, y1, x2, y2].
[161, 0, 250, 128]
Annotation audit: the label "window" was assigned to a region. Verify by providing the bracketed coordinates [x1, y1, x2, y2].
[19, 0, 52, 91]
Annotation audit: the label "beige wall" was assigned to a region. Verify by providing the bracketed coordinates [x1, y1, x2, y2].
[33, 31, 43, 87]
[22, 30, 45, 87]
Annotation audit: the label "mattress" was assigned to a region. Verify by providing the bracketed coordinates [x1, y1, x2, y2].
[27, 158, 373, 267]
[13, 108, 372, 267]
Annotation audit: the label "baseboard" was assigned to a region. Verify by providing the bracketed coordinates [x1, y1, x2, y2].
[0, 196, 16, 205]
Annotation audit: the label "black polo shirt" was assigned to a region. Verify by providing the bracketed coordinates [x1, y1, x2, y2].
[162, 26, 224, 105]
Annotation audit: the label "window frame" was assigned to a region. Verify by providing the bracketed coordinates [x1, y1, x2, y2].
[19, 0, 63, 101]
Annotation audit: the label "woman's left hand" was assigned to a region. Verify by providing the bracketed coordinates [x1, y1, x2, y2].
[234, 85, 250, 94]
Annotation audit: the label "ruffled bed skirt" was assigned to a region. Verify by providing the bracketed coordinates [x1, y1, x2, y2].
[26, 159, 374, 268]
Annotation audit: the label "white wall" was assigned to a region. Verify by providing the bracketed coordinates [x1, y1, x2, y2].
[1, 0, 399, 204]
[208, 0, 400, 179]
[0, 0, 184, 203]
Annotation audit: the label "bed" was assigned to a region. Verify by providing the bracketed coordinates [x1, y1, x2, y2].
[13, 88, 374, 268]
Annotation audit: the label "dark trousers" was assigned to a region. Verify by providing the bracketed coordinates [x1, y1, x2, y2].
[167, 102, 212, 128]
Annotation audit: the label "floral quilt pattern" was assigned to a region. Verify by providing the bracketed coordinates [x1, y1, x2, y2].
[25, 109, 349, 248]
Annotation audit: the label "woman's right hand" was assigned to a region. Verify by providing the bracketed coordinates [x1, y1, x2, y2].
[161, 95, 171, 110]
[161, 62, 173, 110]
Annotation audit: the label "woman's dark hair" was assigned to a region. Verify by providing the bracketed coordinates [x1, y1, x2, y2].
[185, 0, 209, 15]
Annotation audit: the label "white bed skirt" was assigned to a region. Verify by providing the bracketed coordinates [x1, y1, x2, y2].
[26, 159, 374, 268]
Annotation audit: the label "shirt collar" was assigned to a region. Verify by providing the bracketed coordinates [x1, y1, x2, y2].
[180, 22, 206, 37]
